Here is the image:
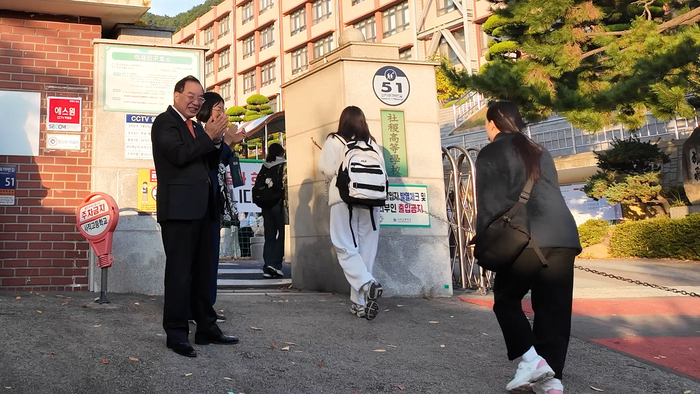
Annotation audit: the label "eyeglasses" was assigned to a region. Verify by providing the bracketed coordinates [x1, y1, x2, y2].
[181, 92, 206, 104]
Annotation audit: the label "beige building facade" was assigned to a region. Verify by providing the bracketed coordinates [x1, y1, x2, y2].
[172, 0, 493, 109]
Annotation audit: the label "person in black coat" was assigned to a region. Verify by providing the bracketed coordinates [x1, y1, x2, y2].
[475, 102, 581, 393]
[151, 75, 239, 358]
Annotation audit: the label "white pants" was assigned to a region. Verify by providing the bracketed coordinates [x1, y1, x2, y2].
[329, 204, 380, 305]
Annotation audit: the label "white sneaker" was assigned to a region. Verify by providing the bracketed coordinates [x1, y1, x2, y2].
[506, 356, 555, 392]
[533, 378, 563, 394]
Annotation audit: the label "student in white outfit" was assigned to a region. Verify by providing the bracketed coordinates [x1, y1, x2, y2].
[319, 106, 384, 320]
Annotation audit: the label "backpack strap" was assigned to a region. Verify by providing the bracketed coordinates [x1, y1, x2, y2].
[348, 205, 358, 248]
[369, 208, 377, 231]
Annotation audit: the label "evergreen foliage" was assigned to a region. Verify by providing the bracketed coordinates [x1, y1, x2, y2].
[246, 94, 270, 105]
[578, 219, 611, 247]
[139, 0, 225, 32]
[609, 213, 700, 259]
[241, 94, 272, 122]
[443, 0, 700, 131]
[430, 55, 468, 104]
[583, 138, 670, 205]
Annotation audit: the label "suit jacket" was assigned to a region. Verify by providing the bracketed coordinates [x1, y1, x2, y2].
[151, 106, 221, 223]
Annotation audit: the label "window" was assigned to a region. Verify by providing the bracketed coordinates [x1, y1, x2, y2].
[399, 48, 412, 60]
[313, 35, 333, 58]
[268, 96, 278, 112]
[291, 46, 308, 75]
[260, 0, 274, 14]
[477, 24, 493, 56]
[312, 0, 332, 24]
[205, 56, 214, 76]
[382, 2, 410, 38]
[260, 25, 275, 50]
[261, 61, 276, 86]
[218, 14, 230, 37]
[354, 16, 376, 42]
[203, 26, 214, 44]
[242, 1, 254, 24]
[243, 35, 255, 59]
[351, 0, 364, 5]
[220, 81, 231, 100]
[437, 28, 465, 65]
[218, 48, 231, 71]
[290, 8, 306, 36]
[243, 70, 256, 93]
[184, 36, 195, 46]
[437, 0, 456, 16]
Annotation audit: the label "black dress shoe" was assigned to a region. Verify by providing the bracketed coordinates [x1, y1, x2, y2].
[194, 332, 240, 345]
[166, 341, 197, 357]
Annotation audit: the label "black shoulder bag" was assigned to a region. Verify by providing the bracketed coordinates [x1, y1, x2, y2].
[469, 179, 548, 272]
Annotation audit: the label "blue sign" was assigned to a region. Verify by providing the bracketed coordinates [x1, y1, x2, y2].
[0, 165, 17, 206]
[125, 114, 157, 123]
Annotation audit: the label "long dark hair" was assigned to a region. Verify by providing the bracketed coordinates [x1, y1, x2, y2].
[329, 106, 375, 142]
[197, 92, 225, 123]
[486, 101, 543, 182]
[266, 143, 285, 162]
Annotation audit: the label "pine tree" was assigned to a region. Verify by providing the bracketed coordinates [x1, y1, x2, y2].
[444, 0, 700, 131]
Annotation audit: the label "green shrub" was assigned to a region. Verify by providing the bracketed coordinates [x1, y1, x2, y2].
[246, 94, 269, 105]
[243, 114, 263, 122]
[261, 109, 274, 115]
[226, 106, 247, 116]
[259, 105, 271, 111]
[578, 219, 610, 248]
[246, 105, 259, 111]
[228, 116, 243, 123]
[245, 110, 259, 116]
[609, 214, 700, 260]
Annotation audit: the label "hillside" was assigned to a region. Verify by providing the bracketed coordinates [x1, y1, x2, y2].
[139, 0, 225, 32]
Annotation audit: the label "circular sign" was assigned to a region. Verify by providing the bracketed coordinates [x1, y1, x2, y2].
[372, 66, 410, 106]
[47, 136, 58, 148]
[151, 186, 157, 201]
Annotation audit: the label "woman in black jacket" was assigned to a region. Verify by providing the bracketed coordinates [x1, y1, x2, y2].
[475, 102, 581, 394]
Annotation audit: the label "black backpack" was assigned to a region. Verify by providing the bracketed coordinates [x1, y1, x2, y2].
[252, 163, 285, 209]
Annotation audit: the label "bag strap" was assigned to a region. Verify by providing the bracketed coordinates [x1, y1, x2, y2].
[518, 179, 535, 203]
[530, 236, 549, 268]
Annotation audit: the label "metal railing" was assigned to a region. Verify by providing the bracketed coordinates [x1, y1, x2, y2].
[443, 145, 493, 294]
[443, 115, 700, 157]
[452, 91, 488, 128]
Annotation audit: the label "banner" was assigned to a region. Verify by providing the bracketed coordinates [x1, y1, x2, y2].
[379, 184, 430, 227]
[137, 169, 157, 213]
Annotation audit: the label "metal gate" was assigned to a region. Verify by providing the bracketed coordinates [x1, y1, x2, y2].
[442, 146, 494, 294]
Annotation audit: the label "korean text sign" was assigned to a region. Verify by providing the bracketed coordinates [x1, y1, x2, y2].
[381, 110, 408, 177]
[379, 185, 430, 227]
[47, 97, 82, 132]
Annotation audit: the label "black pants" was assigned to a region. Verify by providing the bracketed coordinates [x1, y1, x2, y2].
[160, 212, 220, 344]
[492, 247, 578, 379]
[261, 201, 285, 270]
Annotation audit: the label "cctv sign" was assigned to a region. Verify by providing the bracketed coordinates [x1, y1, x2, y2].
[47, 97, 82, 132]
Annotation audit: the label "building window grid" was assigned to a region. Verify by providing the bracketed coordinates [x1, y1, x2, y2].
[220, 81, 232, 100]
[243, 1, 255, 24]
[219, 48, 231, 71]
[243, 70, 256, 93]
[291, 46, 308, 75]
[260, 25, 275, 50]
[382, 2, 410, 38]
[290, 8, 307, 36]
[399, 48, 412, 60]
[313, 35, 333, 59]
[353, 16, 376, 42]
[437, 0, 456, 16]
[218, 14, 230, 37]
[184, 36, 195, 46]
[203, 26, 214, 44]
[312, 0, 332, 25]
[261, 61, 276, 86]
[351, 0, 364, 5]
[243, 35, 255, 59]
[260, 0, 274, 14]
[205, 56, 214, 76]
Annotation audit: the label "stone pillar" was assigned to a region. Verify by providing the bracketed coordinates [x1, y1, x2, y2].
[282, 37, 452, 297]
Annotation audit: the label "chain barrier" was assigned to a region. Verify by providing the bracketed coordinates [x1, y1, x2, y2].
[574, 265, 700, 298]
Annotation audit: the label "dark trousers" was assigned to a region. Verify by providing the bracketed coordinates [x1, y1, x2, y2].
[492, 247, 578, 379]
[261, 202, 285, 270]
[210, 217, 220, 306]
[160, 213, 220, 344]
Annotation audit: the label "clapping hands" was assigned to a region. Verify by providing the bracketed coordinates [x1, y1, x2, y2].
[205, 112, 228, 143]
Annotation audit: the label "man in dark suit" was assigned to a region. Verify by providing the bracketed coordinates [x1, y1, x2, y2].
[151, 75, 239, 358]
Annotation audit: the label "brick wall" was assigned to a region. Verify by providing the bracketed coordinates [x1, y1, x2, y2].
[0, 11, 100, 291]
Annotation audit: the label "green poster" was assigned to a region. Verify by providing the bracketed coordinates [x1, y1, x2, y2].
[381, 110, 408, 177]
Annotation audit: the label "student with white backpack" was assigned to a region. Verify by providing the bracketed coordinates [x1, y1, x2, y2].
[319, 106, 387, 320]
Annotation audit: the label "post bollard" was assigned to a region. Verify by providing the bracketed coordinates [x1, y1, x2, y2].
[76, 193, 119, 304]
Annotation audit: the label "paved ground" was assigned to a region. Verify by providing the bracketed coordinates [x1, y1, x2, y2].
[460, 258, 700, 382]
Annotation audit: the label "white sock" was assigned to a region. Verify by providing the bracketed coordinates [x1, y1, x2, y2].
[522, 346, 538, 363]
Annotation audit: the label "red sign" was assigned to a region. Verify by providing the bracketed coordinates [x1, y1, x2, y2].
[76, 193, 119, 268]
[47, 97, 82, 132]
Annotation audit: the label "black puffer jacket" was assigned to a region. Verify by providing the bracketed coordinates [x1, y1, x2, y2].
[475, 132, 582, 252]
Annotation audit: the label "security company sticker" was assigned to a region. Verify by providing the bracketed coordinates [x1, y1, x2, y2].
[372, 66, 410, 106]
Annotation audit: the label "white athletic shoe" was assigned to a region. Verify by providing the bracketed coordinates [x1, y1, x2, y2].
[533, 377, 563, 394]
[506, 356, 555, 392]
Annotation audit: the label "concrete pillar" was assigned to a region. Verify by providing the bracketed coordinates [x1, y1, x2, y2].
[282, 41, 452, 297]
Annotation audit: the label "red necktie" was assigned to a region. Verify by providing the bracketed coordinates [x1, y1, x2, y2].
[185, 119, 195, 138]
